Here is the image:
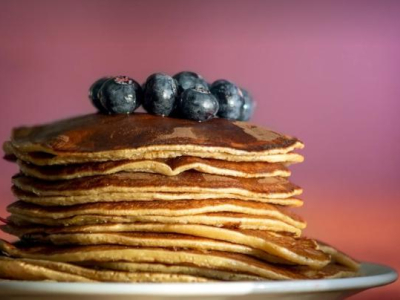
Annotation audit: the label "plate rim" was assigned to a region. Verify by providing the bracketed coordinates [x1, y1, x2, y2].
[0, 262, 397, 296]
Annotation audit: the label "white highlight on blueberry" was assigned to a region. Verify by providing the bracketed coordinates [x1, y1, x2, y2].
[124, 94, 133, 102]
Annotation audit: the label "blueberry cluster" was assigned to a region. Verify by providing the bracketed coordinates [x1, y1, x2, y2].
[89, 72, 255, 122]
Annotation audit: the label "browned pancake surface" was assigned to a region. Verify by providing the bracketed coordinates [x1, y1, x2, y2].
[169, 157, 289, 175]
[12, 172, 302, 197]
[18, 156, 290, 179]
[12, 186, 304, 207]
[10, 113, 303, 153]
[7, 213, 303, 235]
[7, 199, 304, 223]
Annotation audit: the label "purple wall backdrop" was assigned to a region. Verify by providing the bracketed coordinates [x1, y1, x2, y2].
[0, 1, 399, 297]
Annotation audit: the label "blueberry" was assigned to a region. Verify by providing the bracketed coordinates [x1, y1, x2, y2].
[177, 87, 219, 122]
[239, 88, 255, 121]
[89, 77, 111, 113]
[210, 80, 244, 120]
[173, 71, 208, 93]
[143, 73, 178, 116]
[99, 76, 142, 114]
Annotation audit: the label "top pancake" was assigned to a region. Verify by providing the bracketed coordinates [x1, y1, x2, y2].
[6, 113, 304, 165]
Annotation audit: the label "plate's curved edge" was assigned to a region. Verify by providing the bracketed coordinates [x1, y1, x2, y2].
[0, 262, 397, 297]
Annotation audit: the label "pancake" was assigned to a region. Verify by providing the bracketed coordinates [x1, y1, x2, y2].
[0, 256, 94, 282]
[1, 224, 329, 268]
[290, 263, 358, 279]
[0, 241, 307, 280]
[317, 241, 360, 271]
[8, 200, 305, 228]
[7, 113, 304, 165]
[17, 157, 291, 180]
[96, 261, 357, 280]
[5, 142, 304, 165]
[17, 232, 292, 264]
[0, 256, 209, 282]
[88, 261, 263, 281]
[12, 186, 304, 206]
[8, 213, 303, 235]
[12, 172, 302, 199]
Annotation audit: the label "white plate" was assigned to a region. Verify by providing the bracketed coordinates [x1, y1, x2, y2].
[0, 262, 397, 300]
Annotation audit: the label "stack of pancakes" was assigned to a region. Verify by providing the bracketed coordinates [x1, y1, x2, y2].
[0, 114, 359, 282]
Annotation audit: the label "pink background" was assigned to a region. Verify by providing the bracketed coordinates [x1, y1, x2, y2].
[0, 0, 399, 298]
